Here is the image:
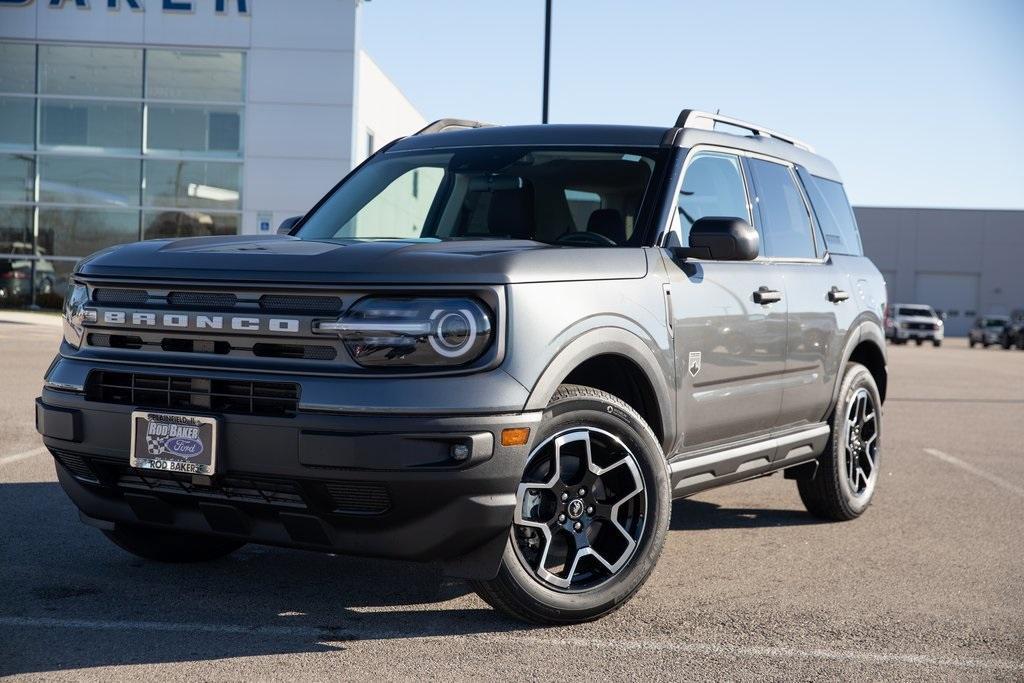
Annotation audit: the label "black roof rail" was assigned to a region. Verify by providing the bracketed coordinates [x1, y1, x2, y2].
[675, 109, 815, 153]
[414, 118, 494, 136]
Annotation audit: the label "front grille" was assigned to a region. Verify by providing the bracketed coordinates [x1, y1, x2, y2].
[252, 343, 337, 361]
[324, 481, 392, 514]
[167, 291, 238, 309]
[908, 322, 937, 330]
[86, 370, 300, 417]
[259, 294, 342, 315]
[51, 450, 393, 517]
[116, 468, 307, 508]
[95, 288, 148, 305]
[52, 451, 99, 483]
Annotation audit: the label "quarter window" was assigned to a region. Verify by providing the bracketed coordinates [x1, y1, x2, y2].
[677, 152, 749, 244]
[797, 168, 863, 256]
[747, 158, 816, 259]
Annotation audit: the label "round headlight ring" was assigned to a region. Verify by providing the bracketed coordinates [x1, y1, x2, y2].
[429, 308, 477, 358]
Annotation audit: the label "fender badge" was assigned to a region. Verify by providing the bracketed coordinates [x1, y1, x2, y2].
[688, 351, 701, 377]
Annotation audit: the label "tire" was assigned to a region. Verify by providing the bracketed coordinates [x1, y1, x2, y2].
[915, 339, 923, 346]
[472, 384, 671, 625]
[983, 341, 990, 348]
[102, 524, 245, 563]
[969, 339, 976, 348]
[933, 339, 941, 347]
[797, 363, 882, 521]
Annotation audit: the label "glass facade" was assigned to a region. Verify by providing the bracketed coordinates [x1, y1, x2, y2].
[0, 41, 245, 308]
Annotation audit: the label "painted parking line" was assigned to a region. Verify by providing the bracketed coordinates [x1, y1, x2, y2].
[923, 448, 1024, 499]
[0, 446, 47, 468]
[0, 615, 1021, 673]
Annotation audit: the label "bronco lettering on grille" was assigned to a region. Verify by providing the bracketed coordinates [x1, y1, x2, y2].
[98, 310, 303, 334]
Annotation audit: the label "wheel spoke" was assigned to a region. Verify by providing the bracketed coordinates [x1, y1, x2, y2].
[511, 426, 648, 592]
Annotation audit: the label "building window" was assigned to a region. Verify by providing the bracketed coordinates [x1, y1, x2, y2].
[0, 41, 246, 309]
[366, 129, 375, 158]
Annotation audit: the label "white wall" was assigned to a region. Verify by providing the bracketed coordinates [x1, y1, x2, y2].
[0, 0, 367, 237]
[856, 207, 1024, 334]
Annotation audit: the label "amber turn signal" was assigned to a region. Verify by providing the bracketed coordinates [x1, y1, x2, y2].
[501, 428, 530, 447]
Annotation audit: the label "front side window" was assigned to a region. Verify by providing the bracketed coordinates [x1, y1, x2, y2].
[296, 147, 662, 247]
[677, 152, 750, 244]
[747, 158, 817, 259]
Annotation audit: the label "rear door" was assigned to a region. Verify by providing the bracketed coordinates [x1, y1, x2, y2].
[745, 159, 857, 431]
[663, 150, 787, 451]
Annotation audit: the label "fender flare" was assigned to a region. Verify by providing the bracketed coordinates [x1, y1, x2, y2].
[826, 319, 888, 417]
[522, 327, 676, 451]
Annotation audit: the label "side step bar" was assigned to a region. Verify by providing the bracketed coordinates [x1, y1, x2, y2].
[668, 424, 830, 498]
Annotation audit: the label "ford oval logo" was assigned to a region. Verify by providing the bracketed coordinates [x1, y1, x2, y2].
[165, 437, 204, 459]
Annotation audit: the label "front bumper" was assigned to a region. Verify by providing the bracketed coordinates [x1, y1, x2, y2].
[36, 383, 540, 579]
[893, 327, 943, 341]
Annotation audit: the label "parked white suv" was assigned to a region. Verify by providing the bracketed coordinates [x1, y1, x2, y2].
[886, 303, 943, 346]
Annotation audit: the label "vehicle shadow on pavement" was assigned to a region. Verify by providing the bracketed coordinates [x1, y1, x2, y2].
[0, 482, 531, 677]
[670, 498, 824, 530]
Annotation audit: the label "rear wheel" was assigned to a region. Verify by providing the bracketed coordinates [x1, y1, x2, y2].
[915, 339, 923, 346]
[473, 384, 670, 624]
[969, 338, 976, 348]
[102, 524, 245, 563]
[797, 363, 882, 521]
[933, 339, 942, 347]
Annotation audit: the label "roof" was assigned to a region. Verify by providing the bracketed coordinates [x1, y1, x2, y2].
[386, 118, 842, 182]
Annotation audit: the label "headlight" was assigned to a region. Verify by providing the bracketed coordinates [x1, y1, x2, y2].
[62, 283, 95, 349]
[316, 297, 493, 367]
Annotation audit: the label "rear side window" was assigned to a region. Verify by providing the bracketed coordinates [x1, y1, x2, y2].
[747, 159, 816, 259]
[797, 169, 862, 255]
[677, 152, 749, 244]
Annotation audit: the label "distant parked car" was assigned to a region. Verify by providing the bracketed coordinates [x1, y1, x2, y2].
[0, 242, 56, 303]
[886, 303, 943, 346]
[999, 310, 1024, 350]
[968, 316, 1008, 348]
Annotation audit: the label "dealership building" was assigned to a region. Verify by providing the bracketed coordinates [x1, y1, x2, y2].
[1, 0, 1023, 332]
[0, 0, 424, 305]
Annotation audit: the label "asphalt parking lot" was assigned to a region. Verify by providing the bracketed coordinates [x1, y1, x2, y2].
[1, 312, 1022, 681]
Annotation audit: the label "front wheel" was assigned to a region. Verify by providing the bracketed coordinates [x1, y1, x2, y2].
[102, 524, 245, 562]
[473, 384, 670, 624]
[969, 339, 976, 348]
[933, 339, 942, 347]
[797, 363, 882, 521]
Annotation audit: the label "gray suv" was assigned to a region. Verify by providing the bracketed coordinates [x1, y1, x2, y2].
[37, 110, 888, 624]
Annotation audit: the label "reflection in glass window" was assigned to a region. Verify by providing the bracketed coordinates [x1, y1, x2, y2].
[144, 160, 241, 210]
[39, 45, 143, 98]
[0, 155, 33, 203]
[747, 159, 816, 259]
[678, 153, 749, 244]
[0, 43, 36, 94]
[0, 97, 35, 150]
[39, 156, 140, 207]
[143, 210, 239, 240]
[0, 206, 34, 254]
[38, 207, 140, 258]
[40, 100, 142, 153]
[147, 105, 242, 157]
[146, 50, 244, 102]
[0, 206, 39, 306]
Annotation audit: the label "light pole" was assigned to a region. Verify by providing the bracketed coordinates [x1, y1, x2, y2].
[542, 0, 551, 123]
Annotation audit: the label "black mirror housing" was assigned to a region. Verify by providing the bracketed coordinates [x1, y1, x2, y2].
[277, 216, 302, 235]
[673, 217, 759, 261]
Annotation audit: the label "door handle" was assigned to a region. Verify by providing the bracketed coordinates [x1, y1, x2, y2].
[828, 287, 850, 303]
[753, 286, 782, 305]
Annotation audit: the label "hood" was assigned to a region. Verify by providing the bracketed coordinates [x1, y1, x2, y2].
[75, 235, 649, 285]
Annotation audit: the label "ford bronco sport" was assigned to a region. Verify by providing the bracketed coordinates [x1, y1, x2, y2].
[37, 110, 888, 624]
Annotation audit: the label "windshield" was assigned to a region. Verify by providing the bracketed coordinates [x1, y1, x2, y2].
[983, 318, 1008, 328]
[897, 306, 936, 317]
[295, 146, 663, 247]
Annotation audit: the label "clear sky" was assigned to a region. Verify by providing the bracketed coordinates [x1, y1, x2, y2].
[361, 0, 1024, 210]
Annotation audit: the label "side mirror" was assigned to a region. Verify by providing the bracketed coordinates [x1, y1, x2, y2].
[277, 216, 302, 235]
[672, 217, 759, 261]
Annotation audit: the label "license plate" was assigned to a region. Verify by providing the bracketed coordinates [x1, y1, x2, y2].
[130, 411, 218, 476]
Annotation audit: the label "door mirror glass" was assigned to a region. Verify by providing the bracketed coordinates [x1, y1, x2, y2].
[673, 216, 759, 261]
[277, 216, 301, 235]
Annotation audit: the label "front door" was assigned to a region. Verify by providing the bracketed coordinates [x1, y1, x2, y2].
[663, 150, 787, 452]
